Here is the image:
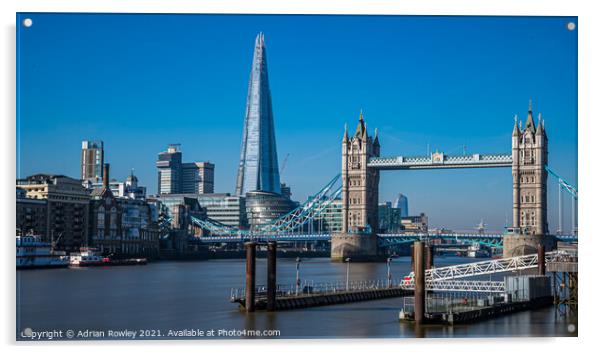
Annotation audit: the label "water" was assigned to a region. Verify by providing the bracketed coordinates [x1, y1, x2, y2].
[16, 256, 577, 340]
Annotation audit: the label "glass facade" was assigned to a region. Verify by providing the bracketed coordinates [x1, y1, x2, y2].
[81, 140, 104, 182]
[393, 193, 409, 217]
[245, 191, 296, 230]
[156, 144, 182, 194]
[235, 33, 281, 196]
[196, 193, 247, 228]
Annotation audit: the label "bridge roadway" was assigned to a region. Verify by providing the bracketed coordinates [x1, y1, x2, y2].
[367, 153, 513, 170]
[192, 232, 577, 245]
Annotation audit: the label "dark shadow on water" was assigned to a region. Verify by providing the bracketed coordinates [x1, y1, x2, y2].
[304, 306, 400, 312]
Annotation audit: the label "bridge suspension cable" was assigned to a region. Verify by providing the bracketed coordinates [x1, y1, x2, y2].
[545, 165, 578, 235]
[190, 174, 342, 237]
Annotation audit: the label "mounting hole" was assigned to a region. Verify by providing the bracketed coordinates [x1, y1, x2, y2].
[22, 18, 33, 27]
[567, 22, 576, 31]
[567, 324, 576, 333]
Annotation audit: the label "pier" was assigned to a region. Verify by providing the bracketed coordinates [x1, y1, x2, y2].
[232, 240, 578, 327]
[230, 281, 412, 311]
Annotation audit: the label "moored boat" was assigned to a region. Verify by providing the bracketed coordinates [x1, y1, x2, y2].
[16, 234, 69, 269]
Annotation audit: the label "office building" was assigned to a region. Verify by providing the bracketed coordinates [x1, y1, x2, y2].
[235, 33, 281, 196]
[312, 198, 343, 233]
[195, 193, 247, 228]
[245, 191, 297, 230]
[157, 144, 214, 195]
[400, 213, 428, 233]
[81, 140, 104, 182]
[182, 162, 215, 194]
[157, 144, 183, 194]
[393, 193, 409, 217]
[378, 202, 402, 233]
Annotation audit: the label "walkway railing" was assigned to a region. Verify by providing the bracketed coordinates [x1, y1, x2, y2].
[230, 278, 403, 302]
[424, 251, 572, 281]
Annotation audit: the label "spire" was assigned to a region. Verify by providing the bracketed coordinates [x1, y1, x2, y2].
[536, 113, 546, 136]
[374, 127, 380, 146]
[512, 114, 520, 136]
[342, 122, 349, 143]
[524, 99, 536, 133]
[354, 109, 366, 138]
[363, 120, 368, 140]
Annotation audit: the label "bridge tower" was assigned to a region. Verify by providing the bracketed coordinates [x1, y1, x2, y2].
[505, 100, 554, 257]
[331, 111, 381, 261]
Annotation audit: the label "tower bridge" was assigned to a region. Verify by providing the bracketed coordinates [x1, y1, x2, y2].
[190, 101, 577, 260]
[332, 101, 575, 260]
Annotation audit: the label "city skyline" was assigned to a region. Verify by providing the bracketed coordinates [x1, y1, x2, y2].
[16, 14, 578, 232]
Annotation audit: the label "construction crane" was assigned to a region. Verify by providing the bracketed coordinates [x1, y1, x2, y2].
[280, 153, 290, 175]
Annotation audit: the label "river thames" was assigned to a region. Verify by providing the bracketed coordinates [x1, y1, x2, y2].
[16, 256, 577, 340]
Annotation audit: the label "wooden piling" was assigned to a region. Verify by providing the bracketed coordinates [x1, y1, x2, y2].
[245, 242, 257, 313]
[425, 244, 434, 270]
[413, 241, 425, 324]
[267, 241, 277, 312]
[538, 243, 545, 276]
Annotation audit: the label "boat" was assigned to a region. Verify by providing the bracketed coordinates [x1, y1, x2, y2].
[16, 234, 69, 269]
[69, 249, 106, 266]
[69, 249, 147, 267]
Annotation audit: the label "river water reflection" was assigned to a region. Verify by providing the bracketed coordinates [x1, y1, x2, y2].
[16, 256, 577, 339]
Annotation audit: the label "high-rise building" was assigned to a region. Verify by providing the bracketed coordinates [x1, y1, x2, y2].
[235, 33, 281, 196]
[312, 198, 343, 233]
[393, 193, 409, 217]
[378, 202, 402, 233]
[157, 144, 214, 195]
[195, 193, 247, 228]
[157, 144, 183, 194]
[182, 162, 215, 194]
[81, 140, 104, 182]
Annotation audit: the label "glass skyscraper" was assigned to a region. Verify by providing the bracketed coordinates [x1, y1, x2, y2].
[235, 33, 281, 196]
[393, 193, 409, 217]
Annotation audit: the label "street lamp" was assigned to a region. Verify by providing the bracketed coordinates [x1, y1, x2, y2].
[387, 256, 392, 288]
[386, 253, 398, 288]
[295, 257, 301, 295]
[345, 258, 351, 291]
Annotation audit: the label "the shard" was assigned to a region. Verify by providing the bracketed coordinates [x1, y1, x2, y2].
[235, 33, 281, 196]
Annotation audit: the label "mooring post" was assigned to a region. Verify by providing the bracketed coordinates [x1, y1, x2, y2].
[413, 241, 425, 325]
[410, 243, 415, 272]
[537, 243, 545, 276]
[245, 242, 257, 312]
[267, 241, 277, 311]
[425, 244, 434, 270]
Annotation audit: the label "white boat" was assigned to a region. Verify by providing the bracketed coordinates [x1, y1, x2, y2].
[16, 234, 69, 269]
[69, 249, 106, 266]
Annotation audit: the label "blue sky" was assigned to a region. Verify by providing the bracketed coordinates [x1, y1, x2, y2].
[16, 14, 577, 232]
